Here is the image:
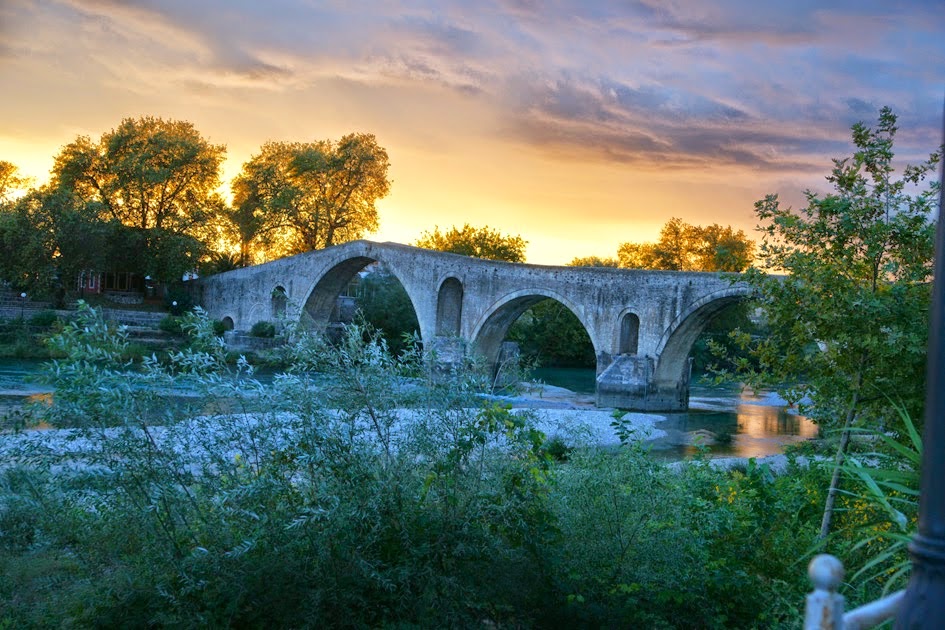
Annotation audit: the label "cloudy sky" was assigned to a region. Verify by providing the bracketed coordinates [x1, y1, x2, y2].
[1, 0, 942, 264]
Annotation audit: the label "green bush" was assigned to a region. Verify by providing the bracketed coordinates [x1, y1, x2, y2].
[211, 319, 227, 336]
[250, 320, 276, 338]
[29, 310, 59, 328]
[0, 305, 885, 628]
[355, 270, 420, 356]
[158, 315, 184, 335]
[163, 286, 193, 315]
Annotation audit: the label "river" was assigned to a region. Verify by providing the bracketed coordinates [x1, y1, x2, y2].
[532, 367, 817, 459]
[1, 359, 817, 460]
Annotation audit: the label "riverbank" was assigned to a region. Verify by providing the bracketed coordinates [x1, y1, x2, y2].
[0, 356, 816, 463]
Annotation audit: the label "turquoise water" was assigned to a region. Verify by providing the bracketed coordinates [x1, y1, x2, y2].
[531, 367, 596, 394]
[0, 358, 49, 392]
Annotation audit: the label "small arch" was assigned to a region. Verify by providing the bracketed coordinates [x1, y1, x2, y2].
[436, 277, 463, 336]
[271, 285, 288, 320]
[619, 312, 640, 355]
[221, 316, 235, 331]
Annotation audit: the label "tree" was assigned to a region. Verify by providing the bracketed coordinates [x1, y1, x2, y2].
[0, 185, 198, 297]
[715, 107, 940, 540]
[505, 299, 595, 368]
[568, 255, 619, 267]
[52, 117, 225, 233]
[696, 224, 755, 272]
[356, 267, 421, 357]
[617, 218, 754, 272]
[414, 224, 527, 262]
[231, 133, 390, 263]
[50, 116, 227, 282]
[0, 192, 54, 292]
[0, 161, 31, 205]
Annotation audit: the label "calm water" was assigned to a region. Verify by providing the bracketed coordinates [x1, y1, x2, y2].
[0, 358, 52, 419]
[2, 359, 816, 459]
[532, 366, 817, 459]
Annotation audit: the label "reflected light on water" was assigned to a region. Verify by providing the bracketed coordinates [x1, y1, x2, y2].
[729, 396, 819, 458]
[736, 392, 818, 440]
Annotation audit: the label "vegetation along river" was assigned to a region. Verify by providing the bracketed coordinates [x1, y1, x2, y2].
[1, 359, 816, 461]
[532, 367, 817, 460]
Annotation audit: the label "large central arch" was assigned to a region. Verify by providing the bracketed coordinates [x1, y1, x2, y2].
[299, 256, 424, 342]
[470, 289, 599, 370]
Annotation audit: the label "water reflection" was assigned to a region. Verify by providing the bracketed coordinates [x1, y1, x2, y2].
[532, 368, 818, 459]
[649, 387, 818, 459]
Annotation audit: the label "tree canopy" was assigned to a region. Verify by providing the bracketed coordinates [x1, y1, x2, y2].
[43, 116, 227, 284]
[711, 106, 941, 539]
[723, 107, 939, 427]
[568, 255, 619, 267]
[414, 224, 527, 262]
[231, 133, 389, 263]
[0, 161, 31, 205]
[617, 218, 754, 272]
[52, 117, 225, 234]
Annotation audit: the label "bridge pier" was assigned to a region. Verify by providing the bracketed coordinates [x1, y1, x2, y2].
[596, 355, 692, 412]
[428, 336, 467, 373]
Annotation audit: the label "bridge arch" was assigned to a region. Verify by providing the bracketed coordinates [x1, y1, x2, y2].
[436, 276, 463, 336]
[619, 311, 641, 355]
[298, 254, 426, 344]
[652, 286, 752, 384]
[470, 289, 598, 369]
[271, 285, 288, 320]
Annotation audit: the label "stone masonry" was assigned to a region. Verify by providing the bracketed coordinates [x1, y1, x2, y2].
[192, 240, 750, 411]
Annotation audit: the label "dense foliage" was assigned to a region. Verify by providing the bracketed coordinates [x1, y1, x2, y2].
[415, 223, 528, 262]
[506, 299, 596, 368]
[231, 134, 390, 264]
[354, 267, 421, 357]
[0, 122, 390, 300]
[711, 106, 940, 540]
[572, 218, 755, 272]
[725, 108, 938, 428]
[618, 219, 754, 272]
[0, 306, 908, 627]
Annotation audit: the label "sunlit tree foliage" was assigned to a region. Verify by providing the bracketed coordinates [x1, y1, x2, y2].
[415, 224, 527, 263]
[231, 133, 390, 263]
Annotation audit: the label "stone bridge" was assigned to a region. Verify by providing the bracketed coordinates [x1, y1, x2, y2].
[193, 240, 750, 411]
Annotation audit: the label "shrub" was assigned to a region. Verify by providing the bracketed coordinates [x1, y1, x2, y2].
[1, 310, 559, 626]
[158, 315, 184, 335]
[163, 287, 193, 315]
[29, 310, 59, 328]
[0, 306, 838, 628]
[211, 319, 227, 337]
[250, 320, 276, 338]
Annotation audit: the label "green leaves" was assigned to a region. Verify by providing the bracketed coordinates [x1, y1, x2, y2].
[616, 217, 755, 272]
[231, 133, 390, 262]
[723, 108, 939, 432]
[414, 223, 528, 262]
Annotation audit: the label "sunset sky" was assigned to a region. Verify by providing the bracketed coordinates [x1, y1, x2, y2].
[1, 0, 943, 264]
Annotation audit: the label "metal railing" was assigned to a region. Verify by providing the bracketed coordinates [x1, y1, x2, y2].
[804, 554, 904, 629]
